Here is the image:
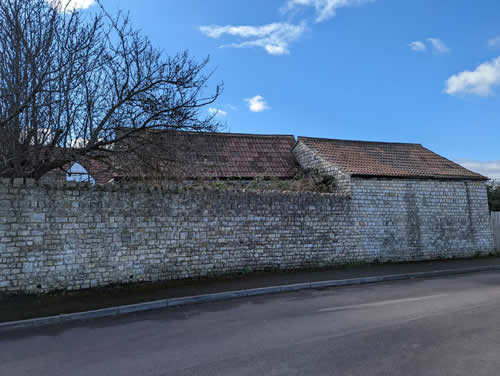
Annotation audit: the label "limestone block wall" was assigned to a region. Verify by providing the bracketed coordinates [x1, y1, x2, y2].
[0, 177, 494, 293]
[0, 180, 355, 293]
[350, 178, 494, 262]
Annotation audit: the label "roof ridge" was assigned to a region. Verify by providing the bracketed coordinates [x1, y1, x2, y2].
[117, 127, 296, 139]
[173, 131, 296, 138]
[297, 136, 421, 146]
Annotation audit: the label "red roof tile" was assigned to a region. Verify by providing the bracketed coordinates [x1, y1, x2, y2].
[297, 137, 487, 180]
[116, 130, 298, 179]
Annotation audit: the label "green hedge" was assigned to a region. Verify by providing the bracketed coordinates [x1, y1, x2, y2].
[487, 182, 500, 211]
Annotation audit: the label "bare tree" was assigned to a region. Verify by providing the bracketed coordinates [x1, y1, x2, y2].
[0, 0, 222, 180]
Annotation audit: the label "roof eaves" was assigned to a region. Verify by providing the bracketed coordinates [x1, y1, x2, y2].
[417, 145, 488, 181]
[350, 173, 488, 181]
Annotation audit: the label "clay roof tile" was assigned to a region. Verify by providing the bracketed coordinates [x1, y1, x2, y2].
[297, 137, 486, 180]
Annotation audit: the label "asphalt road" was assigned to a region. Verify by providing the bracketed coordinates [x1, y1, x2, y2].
[2, 271, 500, 376]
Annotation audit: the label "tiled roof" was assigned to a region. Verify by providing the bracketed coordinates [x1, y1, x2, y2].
[297, 137, 487, 180]
[115, 130, 298, 179]
[82, 158, 115, 184]
[40, 158, 115, 184]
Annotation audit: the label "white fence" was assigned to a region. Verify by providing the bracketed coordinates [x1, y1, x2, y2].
[491, 212, 500, 251]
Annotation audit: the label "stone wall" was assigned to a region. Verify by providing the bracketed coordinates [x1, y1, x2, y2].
[350, 178, 494, 262]
[292, 142, 352, 195]
[0, 177, 494, 293]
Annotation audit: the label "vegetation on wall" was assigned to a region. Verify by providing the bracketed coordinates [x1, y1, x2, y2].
[236, 169, 337, 193]
[159, 168, 339, 193]
[487, 181, 500, 211]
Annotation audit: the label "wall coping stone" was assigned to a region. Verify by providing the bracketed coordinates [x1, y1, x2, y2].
[0, 178, 347, 198]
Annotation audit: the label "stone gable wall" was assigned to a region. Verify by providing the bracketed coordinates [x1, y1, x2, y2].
[292, 142, 352, 195]
[0, 178, 494, 293]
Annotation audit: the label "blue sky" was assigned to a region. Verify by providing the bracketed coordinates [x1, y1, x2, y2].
[61, 0, 500, 179]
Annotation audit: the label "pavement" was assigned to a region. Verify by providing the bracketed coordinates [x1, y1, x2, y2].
[3, 256, 500, 323]
[2, 270, 500, 375]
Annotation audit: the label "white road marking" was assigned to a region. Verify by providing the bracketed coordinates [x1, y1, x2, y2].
[318, 294, 449, 313]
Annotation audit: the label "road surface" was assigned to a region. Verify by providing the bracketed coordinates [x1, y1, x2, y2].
[2, 271, 500, 375]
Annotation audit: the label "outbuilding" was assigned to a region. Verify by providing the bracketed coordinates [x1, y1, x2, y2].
[293, 137, 494, 260]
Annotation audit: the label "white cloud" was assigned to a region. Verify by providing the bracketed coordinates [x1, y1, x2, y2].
[457, 160, 500, 180]
[47, 0, 95, 12]
[409, 38, 449, 54]
[200, 0, 372, 54]
[200, 23, 306, 55]
[245, 95, 270, 112]
[410, 41, 426, 52]
[446, 57, 500, 96]
[208, 108, 227, 117]
[488, 36, 500, 49]
[285, 0, 374, 23]
[427, 38, 450, 54]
